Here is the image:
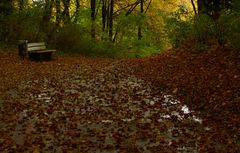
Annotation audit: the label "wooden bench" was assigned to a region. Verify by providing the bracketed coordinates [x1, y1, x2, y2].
[27, 42, 56, 61]
[18, 40, 56, 61]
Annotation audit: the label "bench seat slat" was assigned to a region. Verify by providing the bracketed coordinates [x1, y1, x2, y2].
[28, 46, 46, 51]
[28, 49, 56, 53]
[27, 42, 45, 47]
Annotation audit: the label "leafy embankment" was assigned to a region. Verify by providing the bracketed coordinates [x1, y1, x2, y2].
[130, 48, 240, 150]
[0, 48, 239, 152]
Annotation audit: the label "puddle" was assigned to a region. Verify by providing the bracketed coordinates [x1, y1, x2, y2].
[12, 124, 25, 146]
[37, 93, 52, 103]
[10, 75, 209, 152]
[161, 94, 203, 124]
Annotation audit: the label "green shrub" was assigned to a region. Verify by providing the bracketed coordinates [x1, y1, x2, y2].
[164, 6, 193, 48]
[0, 6, 49, 45]
[218, 11, 240, 51]
[164, 2, 240, 53]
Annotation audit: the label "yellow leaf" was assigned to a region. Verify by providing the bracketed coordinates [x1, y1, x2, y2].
[33, 146, 40, 153]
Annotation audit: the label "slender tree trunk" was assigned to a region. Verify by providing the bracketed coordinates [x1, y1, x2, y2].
[138, 0, 144, 40]
[197, 0, 204, 14]
[106, 0, 110, 34]
[91, 0, 96, 39]
[76, 0, 80, 10]
[113, 1, 141, 43]
[19, 0, 24, 11]
[109, 0, 114, 41]
[62, 0, 71, 24]
[0, 0, 13, 43]
[191, 0, 197, 15]
[41, 0, 54, 41]
[102, 0, 107, 33]
[55, 0, 61, 26]
[43, 0, 54, 24]
[74, 0, 80, 22]
[0, 0, 13, 16]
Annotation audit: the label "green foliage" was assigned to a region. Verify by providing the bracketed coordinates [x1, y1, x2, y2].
[164, 6, 192, 48]
[55, 24, 92, 55]
[55, 24, 120, 58]
[192, 15, 215, 43]
[0, 6, 47, 44]
[164, 2, 240, 53]
[164, 7, 212, 51]
[217, 8, 240, 51]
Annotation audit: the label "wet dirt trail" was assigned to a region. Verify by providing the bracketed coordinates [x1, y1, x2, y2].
[0, 51, 239, 152]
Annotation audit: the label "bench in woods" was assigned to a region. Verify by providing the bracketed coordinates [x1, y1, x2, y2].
[18, 40, 56, 61]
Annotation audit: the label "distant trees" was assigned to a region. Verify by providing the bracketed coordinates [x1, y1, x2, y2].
[197, 0, 232, 20]
[0, 0, 152, 43]
[0, 0, 14, 16]
[4, 0, 238, 56]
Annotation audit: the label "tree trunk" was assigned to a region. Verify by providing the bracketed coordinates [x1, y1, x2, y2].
[19, 0, 24, 11]
[138, 0, 144, 40]
[109, 0, 114, 41]
[41, 0, 54, 42]
[43, 0, 54, 24]
[91, 0, 96, 39]
[0, 0, 13, 16]
[0, 0, 14, 43]
[76, 0, 80, 10]
[55, 0, 61, 26]
[191, 0, 197, 15]
[197, 0, 204, 14]
[197, 0, 221, 20]
[62, 0, 71, 24]
[74, 0, 80, 22]
[102, 0, 107, 33]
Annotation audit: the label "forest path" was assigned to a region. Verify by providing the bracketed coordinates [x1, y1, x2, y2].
[0, 49, 239, 152]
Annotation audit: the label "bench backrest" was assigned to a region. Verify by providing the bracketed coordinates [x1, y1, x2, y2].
[27, 42, 46, 52]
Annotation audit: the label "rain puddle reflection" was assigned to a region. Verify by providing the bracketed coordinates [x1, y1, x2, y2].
[11, 76, 209, 152]
[161, 95, 203, 124]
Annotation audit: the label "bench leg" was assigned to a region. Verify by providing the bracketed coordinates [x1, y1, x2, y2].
[29, 52, 53, 61]
[29, 53, 40, 61]
[41, 52, 52, 61]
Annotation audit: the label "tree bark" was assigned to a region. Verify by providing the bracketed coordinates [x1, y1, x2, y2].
[76, 0, 80, 10]
[109, 0, 114, 41]
[43, 0, 54, 24]
[74, 0, 80, 22]
[191, 0, 197, 15]
[55, 0, 61, 26]
[19, 0, 24, 11]
[62, 0, 71, 24]
[102, 0, 107, 33]
[91, 0, 96, 39]
[0, 0, 13, 16]
[138, 0, 144, 40]
[197, 0, 204, 15]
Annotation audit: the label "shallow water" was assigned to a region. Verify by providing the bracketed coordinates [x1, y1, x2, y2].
[5, 68, 209, 152]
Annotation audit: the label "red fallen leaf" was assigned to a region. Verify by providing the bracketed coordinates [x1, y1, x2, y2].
[171, 129, 180, 137]
[198, 146, 208, 152]
[169, 140, 178, 148]
[0, 138, 13, 151]
[156, 136, 165, 143]
[103, 144, 114, 149]
[78, 139, 89, 144]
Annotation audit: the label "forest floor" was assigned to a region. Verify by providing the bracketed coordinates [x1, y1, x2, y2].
[0, 48, 239, 153]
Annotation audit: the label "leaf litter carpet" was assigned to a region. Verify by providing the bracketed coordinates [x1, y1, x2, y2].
[0, 50, 239, 152]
